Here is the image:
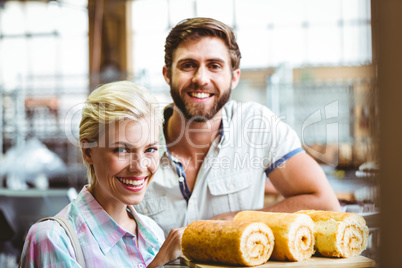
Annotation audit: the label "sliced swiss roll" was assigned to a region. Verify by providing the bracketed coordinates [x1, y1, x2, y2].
[296, 210, 369, 258]
[234, 211, 315, 262]
[181, 220, 275, 266]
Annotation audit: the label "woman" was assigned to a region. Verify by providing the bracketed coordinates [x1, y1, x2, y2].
[20, 81, 183, 267]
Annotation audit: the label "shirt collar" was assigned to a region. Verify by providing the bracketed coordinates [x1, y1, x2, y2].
[75, 186, 159, 255]
[127, 205, 160, 249]
[219, 103, 230, 147]
[160, 104, 226, 156]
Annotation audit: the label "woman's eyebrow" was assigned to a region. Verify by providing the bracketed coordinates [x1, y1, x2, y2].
[147, 141, 159, 147]
[112, 141, 159, 147]
[112, 142, 132, 147]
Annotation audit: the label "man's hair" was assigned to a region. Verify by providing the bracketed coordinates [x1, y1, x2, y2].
[164, 17, 241, 72]
[79, 81, 163, 186]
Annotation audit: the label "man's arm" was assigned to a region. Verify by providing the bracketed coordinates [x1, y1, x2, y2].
[211, 152, 341, 221]
[263, 152, 341, 212]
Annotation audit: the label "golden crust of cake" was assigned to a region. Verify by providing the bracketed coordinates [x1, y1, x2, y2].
[234, 211, 315, 262]
[296, 210, 369, 258]
[181, 220, 275, 266]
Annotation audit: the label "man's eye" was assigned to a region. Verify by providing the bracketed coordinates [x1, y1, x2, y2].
[210, 64, 221, 70]
[181, 63, 196, 70]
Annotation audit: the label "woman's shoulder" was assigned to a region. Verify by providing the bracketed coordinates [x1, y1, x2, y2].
[20, 215, 81, 267]
[31, 200, 85, 242]
[23, 218, 72, 253]
[55, 189, 89, 229]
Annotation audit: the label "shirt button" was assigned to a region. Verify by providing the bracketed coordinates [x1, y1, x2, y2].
[229, 184, 234, 190]
[143, 208, 149, 214]
[178, 176, 185, 182]
[138, 264, 145, 268]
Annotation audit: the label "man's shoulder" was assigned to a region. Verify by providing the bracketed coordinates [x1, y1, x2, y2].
[223, 100, 274, 118]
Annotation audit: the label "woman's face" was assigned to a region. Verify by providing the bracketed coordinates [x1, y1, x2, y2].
[83, 117, 160, 210]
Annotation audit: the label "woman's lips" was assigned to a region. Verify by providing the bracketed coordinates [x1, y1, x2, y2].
[116, 176, 147, 190]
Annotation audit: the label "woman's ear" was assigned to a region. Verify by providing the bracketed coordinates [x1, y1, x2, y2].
[81, 140, 93, 164]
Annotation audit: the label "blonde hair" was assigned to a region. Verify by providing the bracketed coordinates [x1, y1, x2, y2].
[79, 81, 163, 186]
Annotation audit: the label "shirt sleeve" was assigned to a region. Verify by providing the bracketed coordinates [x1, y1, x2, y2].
[20, 220, 82, 268]
[257, 103, 304, 175]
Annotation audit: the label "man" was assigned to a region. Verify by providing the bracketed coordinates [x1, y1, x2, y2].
[135, 17, 341, 236]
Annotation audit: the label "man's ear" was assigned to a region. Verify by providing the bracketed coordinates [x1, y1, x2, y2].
[162, 65, 171, 85]
[231, 69, 241, 90]
[81, 140, 93, 164]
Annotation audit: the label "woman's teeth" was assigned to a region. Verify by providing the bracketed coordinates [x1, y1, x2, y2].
[189, 92, 211, 99]
[117, 177, 145, 187]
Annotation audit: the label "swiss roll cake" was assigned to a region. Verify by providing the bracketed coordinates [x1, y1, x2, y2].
[296, 210, 369, 258]
[181, 220, 275, 266]
[234, 211, 315, 262]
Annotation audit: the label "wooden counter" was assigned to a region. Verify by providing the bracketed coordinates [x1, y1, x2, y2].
[181, 256, 375, 268]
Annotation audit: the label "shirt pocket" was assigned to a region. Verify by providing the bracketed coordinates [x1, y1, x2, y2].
[135, 195, 176, 236]
[207, 174, 253, 216]
[136, 195, 167, 216]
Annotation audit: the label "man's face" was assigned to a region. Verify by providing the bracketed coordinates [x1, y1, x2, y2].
[163, 37, 240, 122]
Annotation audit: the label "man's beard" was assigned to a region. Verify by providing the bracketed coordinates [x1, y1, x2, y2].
[170, 84, 231, 122]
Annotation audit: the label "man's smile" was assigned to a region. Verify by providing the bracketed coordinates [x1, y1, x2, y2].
[188, 92, 214, 99]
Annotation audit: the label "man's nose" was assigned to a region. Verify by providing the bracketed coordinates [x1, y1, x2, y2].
[192, 66, 209, 86]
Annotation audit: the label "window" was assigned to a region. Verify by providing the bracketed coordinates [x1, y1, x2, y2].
[0, 0, 88, 90]
[131, 0, 371, 77]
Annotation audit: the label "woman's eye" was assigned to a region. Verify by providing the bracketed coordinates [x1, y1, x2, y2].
[114, 147, 129, 153]
[145, 147, 158, 153]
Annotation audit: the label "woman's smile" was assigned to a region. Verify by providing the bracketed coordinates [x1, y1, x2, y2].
[116, 176, 148, 192]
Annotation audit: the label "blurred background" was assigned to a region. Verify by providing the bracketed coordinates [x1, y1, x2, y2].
[0, 0, 400, 267]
